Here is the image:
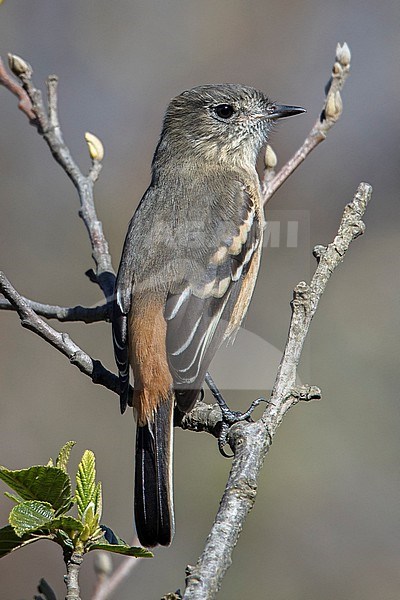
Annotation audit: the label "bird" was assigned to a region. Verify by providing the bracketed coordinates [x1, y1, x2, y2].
[112, 84, 305, 547]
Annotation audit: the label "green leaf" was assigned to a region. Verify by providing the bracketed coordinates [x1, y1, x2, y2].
[54, 528, 74, 550]
[75, 450, 96, 518]
[88, 543, 153, 558]
[0, 466, 72, 513]
[93, 481, 102, 520]
[80, 523, 92, 543]
[82, 503, 98, 533]
[9, 501, 55, 537]
[53, 516, 84, 536]
[82, 502, 95, 525]
[0, 525, 42, 558]
[56, 441, 76, 473]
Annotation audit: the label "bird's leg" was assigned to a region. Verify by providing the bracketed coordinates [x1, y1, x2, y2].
[204, 372, 266, 457]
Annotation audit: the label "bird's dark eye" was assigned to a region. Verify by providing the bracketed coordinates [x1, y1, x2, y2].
[214, 104, 235, 119]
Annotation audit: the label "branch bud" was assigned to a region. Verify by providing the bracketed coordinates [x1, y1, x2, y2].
[336, 42, 351, 67]
[84, 132, 104, 162]
[7, 53, 32, 77]
[332, 61, 343, 76]
[312, 244, 327, 262]
[325, 90, 342, 120]
[264, 144, 277, 169]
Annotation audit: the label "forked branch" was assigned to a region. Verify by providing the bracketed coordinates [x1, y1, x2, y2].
[182, 182, 372, 600]
[4, 53, 115, 299]
[262, 42, 351, 205]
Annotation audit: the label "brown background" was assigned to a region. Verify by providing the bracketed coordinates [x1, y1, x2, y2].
[0, 1, 399, 599]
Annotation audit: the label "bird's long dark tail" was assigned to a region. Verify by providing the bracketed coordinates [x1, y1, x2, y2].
[134, 393, 175, 547]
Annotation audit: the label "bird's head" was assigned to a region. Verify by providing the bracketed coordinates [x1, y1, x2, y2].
[157, 84, 305, 167]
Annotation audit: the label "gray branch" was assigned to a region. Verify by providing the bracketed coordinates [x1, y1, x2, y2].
[183, 182, 372, 600]
[0, 56, 36, 121]
[6, 54, 116, 300]
[179, 401, 225, 437]
[65, 552, 83, 600]
[0, 295, 109, 323]
[262, 42, 351, 206]
[0, 271, 123, 397]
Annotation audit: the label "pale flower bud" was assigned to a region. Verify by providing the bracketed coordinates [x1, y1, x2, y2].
[336, 42, 351, 67]
[8, 53, 32, 77]
[332, 62, 343, 76]
[85, 132, 104, 162]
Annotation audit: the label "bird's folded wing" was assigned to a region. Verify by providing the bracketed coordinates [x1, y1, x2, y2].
[165, 190, 261, 413]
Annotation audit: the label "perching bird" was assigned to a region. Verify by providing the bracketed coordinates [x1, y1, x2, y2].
[112, 84, 305, 547]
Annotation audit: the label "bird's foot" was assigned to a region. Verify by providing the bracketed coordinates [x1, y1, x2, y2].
[204, 372, 266, 458]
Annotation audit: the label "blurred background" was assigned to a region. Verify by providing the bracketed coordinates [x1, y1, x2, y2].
[0, 1, 399, 599]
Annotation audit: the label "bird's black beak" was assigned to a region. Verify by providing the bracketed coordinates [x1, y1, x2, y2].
[267, 104, 306, 120]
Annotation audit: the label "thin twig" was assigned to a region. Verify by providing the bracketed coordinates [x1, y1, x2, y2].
[0, 296, 110, 323]
[0, 271, 123, 396]
[4, 54, 115, 299]
[267, 182, 370, 412]
[183, 182, 372, 600]
[0, 56, 36, 121]
[262, 42, 351, 205]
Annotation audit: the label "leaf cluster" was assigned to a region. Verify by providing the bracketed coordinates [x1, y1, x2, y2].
[0, 442, 152, 559]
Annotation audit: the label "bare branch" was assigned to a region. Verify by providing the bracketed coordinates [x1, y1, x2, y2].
[178, 401, 223, 437]
[0, 295, 109, 323]
[0, 271, 123, 396]
[268, 181, 370, 409]
[3, 54, 116, 299]
[262, 42, 351, 205]
[65, 551, 83, 600]
[182, 182, 372, 600]
[0, 56, 36, 121]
